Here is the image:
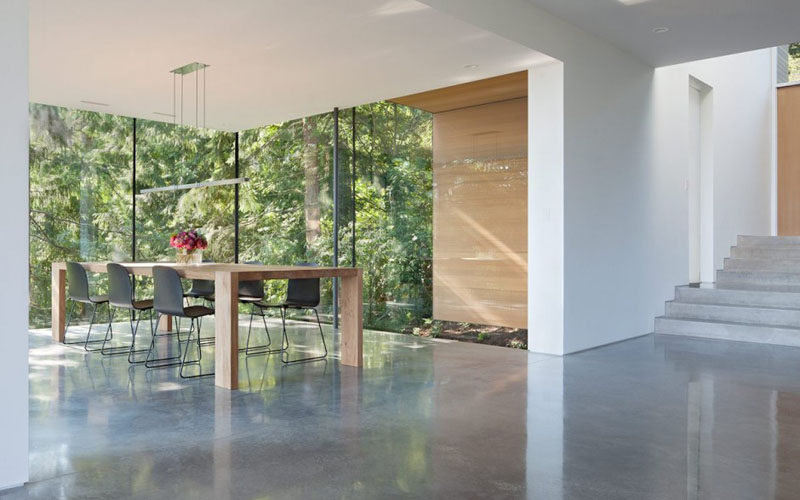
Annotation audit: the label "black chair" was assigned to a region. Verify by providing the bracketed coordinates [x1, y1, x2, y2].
[202, 261, 275, 355]
[152, 266, 215, 378]
[184, 276, 214, 304]
[237, 261, 278, 355]
[252, 262, 327, 364]
[105, 263, 154, 363]
[181, 260, 214, 336]
[64, 261, 110, 352]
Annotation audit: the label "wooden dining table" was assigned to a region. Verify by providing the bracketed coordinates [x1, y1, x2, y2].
[51, 262, 363, 390]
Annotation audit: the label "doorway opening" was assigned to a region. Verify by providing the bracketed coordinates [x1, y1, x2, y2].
[688, 76, 714, 285]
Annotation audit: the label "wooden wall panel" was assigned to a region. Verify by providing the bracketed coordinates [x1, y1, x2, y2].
[779, 85, 800, 235]
[391, 71, 527, 114]
[433, 97, 527, 328]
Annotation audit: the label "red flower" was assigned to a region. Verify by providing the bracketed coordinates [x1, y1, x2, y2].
[170, 229, 207, 252]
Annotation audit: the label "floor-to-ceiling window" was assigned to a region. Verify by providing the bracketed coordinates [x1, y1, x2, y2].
[28, 102, 433, 333]
[134, 120, 236, 263]
[340, 103, 433, 333]
[238, 112, 336, 317]
[29, 104, 132, 327]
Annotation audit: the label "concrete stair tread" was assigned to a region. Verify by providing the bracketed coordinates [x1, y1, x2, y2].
[667, 299, 800, 313]
[738, 235, 800, 247]
[654, 316, 800, 347]
[656, 315, 800, 331]
[658, 236, 800, 347]
[720, 269, 800, 276]
[714, 282, 800, 292]
[677, 283, 800, 292]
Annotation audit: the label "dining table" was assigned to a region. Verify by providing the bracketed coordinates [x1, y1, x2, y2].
[51, 262, 363, 390]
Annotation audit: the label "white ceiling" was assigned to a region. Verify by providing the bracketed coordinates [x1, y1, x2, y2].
[523, 0, 800, 66]
[30, 0, 551, 132]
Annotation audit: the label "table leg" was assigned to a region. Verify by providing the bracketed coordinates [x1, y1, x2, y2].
[52, 265, 66, 342]
[339, 269, 363, 367]
[215, 271, 239, 389]
[157, 314, 173, 332]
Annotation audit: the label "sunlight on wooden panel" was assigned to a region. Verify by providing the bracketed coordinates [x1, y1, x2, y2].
[433, 96, 527, 328]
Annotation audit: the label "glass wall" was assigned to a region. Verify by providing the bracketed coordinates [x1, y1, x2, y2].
[339, 103, 433, 332]
[239, 112, 335, 317]
[29, 104, 133, 327]
[778, 43, 800, 84]
[29, 102, 432, 333]
[135, 120, 235, 263]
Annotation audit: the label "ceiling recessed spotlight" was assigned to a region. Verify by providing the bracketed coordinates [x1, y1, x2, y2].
[653, 27, 669, 34]
[80, 100, 109, 107]
[464, 64, 479, 69]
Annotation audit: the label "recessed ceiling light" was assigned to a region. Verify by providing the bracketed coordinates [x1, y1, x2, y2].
[464, 64, 479, 69]
[653, 27, 669, 34]
[80, 100, 109, 107]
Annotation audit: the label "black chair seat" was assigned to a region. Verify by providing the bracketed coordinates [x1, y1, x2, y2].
[254, 300, 311, 309]
[182, 305, 214, 318]
[132, 299, 154, 310]
[184, 291, 213, 298]
[202, 294, 263, 304]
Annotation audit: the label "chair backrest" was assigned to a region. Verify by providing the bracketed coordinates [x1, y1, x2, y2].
[286, 262, 320, 307]
[238, 260, 264, 299]
[107, 263, 134, 308]
[188, 278, 215, 296]
[153, 266, 186, 317]
[188, 259, 215, 296]
[66, 262, 90, 301]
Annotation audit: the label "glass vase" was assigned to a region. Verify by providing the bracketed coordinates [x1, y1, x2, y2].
[176, 249, 203, 264]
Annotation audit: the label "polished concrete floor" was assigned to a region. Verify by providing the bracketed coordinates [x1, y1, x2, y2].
[4, 318, 800, 499]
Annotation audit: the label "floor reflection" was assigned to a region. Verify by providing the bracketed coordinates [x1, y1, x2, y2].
[8, 328, 800, 499]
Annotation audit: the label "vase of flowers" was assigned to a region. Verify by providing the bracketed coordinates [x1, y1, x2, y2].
[170, 229, 208, 264]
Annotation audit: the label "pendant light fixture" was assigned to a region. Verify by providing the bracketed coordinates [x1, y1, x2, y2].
[139, 62, 247, 195]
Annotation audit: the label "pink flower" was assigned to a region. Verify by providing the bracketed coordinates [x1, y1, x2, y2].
[170, 228, 207, 253]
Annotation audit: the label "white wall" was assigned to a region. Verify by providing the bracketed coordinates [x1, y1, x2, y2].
[422, 0, 656, 354]
[421, 0, 773, 354]
[652, 50, 773, 283]
[529, 61, 564, 354]
[0, 0, 30, 490]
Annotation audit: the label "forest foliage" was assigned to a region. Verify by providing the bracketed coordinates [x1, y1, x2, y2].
[28, 102, 432, 332]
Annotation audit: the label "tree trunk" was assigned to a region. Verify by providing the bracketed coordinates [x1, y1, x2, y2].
[303, 117, 320, 248]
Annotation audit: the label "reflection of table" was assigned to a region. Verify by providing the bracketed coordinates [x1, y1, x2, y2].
[51, 262, 363, 389]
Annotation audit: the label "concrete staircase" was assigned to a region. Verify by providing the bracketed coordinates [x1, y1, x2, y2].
[655, 235, 800, 347]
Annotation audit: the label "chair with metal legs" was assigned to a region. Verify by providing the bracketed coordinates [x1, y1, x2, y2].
[105, 263, 154, 363]
[252, 262, 327, 364]
[152, 266, 215, 379]
[237, 261, 279, 355]
[200, 261, 276, 355]
[184, 275, 214, 305]
[180, 261, 214, 336]
[63, 261, 110, 352]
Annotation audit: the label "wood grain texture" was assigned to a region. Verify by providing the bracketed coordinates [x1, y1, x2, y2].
[779, 85, 800, 235]
[433, 97, 528, 329]
[340, 269, 363, 367]
[214, 271, 239, 390]
[157, 314, 173, 332]
[391, 71, 527, 113]
[52, 262, 360, 280]
[51, 264, 65, 342]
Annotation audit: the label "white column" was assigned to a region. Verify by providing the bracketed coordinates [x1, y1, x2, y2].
[528, 61, 565, 355]
[0, 0, 30, 490]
